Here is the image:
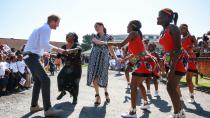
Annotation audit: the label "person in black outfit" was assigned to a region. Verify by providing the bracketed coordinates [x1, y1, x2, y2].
[57, 32, 82, 105]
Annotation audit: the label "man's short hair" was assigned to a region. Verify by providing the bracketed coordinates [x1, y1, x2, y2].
[47, 15, 60, 23]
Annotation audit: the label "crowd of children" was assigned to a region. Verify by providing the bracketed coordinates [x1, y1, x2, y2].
[0, 53, 31, 96]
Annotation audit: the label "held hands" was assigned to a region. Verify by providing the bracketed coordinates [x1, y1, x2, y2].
[92, 38, 109, 45]
[60, 49, 78, 55]
[116, 58, 125, 64]
[107, 42, 113, 47]
[107, 42, 120, 47]
[66, 49, 78, 54]
[56, 48, 66, 54]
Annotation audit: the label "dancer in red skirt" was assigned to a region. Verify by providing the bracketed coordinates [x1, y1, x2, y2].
[108, 20, 154, 117]
[145, 43, 160, 97]
[157, 8, 186, 118]
[180, 24, 197, 103]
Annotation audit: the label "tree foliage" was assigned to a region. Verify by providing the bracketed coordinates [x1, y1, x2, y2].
[81, 34, 92, 52]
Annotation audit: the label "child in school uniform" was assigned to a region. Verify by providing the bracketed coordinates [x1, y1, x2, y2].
[17, 54, 30, 89]
[0, 54, 10, 96]
[9, 55, 21, 92]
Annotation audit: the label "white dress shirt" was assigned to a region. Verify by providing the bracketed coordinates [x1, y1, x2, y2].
[24, 23, 56, 56]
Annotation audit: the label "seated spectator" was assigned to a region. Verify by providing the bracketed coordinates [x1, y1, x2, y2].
[9, 54, 22, 92]
[17, 54, 31, 89]
[15, 50, 22, 56]
[0, 54, 10, 96]
[109, 56, 116, 70]
[114, 47, 125, 75]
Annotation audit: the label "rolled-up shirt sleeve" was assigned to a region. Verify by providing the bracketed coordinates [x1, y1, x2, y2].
[39, 27, 56, 52]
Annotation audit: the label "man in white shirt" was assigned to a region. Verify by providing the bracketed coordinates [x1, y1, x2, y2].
[23, 15, 66, 117]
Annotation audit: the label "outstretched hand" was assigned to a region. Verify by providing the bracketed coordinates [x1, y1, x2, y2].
[107, 42, 120, 47]
[62, 49, 78, 55]
[67, 49, 78, 54]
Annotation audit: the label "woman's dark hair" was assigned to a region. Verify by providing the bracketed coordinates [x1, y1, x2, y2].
[161, 8, 178, 25]
[180, 24, 190, 34]
[66, 32, 79, 43]
[95, 22, 107, 34]
[129, 20, 142, 38]
[180, 24, 188, 28]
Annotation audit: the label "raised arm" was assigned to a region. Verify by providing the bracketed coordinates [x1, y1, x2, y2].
[39, 28, 65, 54]
[65, 43, 82, 54]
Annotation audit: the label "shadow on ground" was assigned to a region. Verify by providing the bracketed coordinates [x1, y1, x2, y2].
[21, 101, 75, 118]
[148, 95, 171, 113]
[139, 109, 151, 118]
[194, 86, 210, 94]
[79, 102, 107, 118]
[123, 88, 142, 106]
[182, 101, 210, 117]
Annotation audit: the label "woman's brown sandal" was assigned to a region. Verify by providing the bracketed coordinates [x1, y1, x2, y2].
[105, 92, 110, 103]
[94, 94, 101, 106]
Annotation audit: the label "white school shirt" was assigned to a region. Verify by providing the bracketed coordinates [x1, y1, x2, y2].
[24, 23, 56, 56]
[9, 62, 18, 73]
[17, 61, 26, 74]
[5, 62, 10, 70]
[0, 62, 8, 76]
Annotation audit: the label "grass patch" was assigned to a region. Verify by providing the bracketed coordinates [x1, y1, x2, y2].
[180, 76, 210, 88]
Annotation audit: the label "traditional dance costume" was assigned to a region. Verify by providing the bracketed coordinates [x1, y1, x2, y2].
[159, 27, 187, 76]
[182, 36, 197, 73]
[128, 34, 152, 78]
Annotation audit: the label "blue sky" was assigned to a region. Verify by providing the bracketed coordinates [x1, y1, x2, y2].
[0, 0, 209, 42]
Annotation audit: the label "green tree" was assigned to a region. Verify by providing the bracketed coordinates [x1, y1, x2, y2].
[81, 34, 92, 52]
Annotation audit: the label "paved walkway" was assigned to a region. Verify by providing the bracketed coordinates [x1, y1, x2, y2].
[0, 67, 210, 118]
